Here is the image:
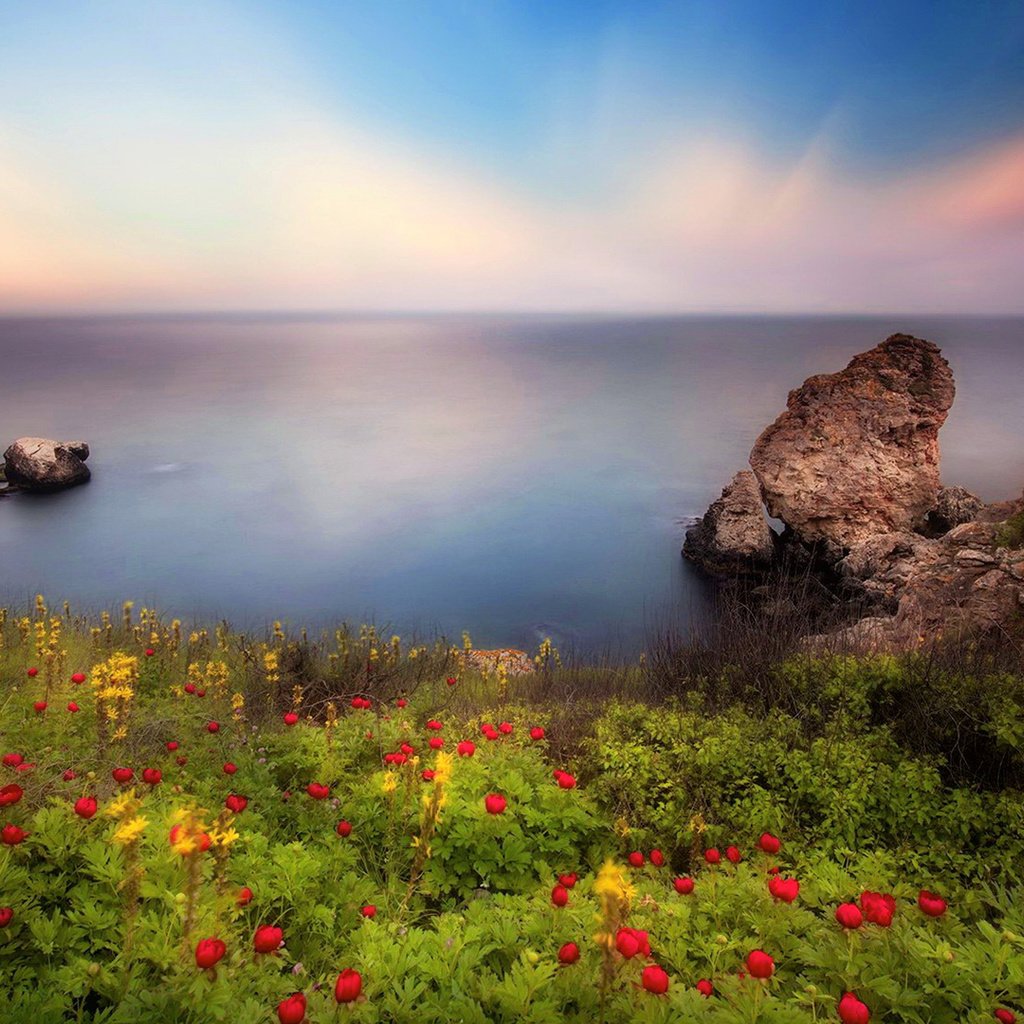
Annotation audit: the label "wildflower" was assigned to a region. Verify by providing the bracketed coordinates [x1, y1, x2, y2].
[836, 903, 863, 929]
[615, 927, 649, 958]
[704, 848, 721, 865]
[71, 672, 86, 684]
[1, 824, 27, 845]
[650, 849, 665, 867]
[237, 886, 254, 906]
[254, 924, 284, 954]
[62, 769, 76, 781]
[145, 648, 155, 657]
[746, 949, 775, 979]
[306, 783, 330, 800]
[0, 908, 12, 927]
[426, 720, 443, 731]
[484, 793, 507, 815]
[428, 737, 444, 750]
[839, 992, 871, 1024]
[360, 905, 376, 918]
[697, 979, 713, 997]
[918, 890, 948, 917]
[112, 816, 148, 845]
[1, 754, 23, 767]
[641, 965, 670, 994]
[860, 891, 895, 926]
[529, 726, 545, 740]
[74, 796, 98, 819]
[277, 993, 307, 1024]
[558, 942, 580, 964]
[336, 820, 352, 837]
[382, 773, 398, 795]
[556, 771, 577, 789]
[142, 768, 162, 786]
[457, 741, 475, 757]
[446, 676, 457, 686]
[995, 1011, 1017, 1024]
[166, 741, 179, 751]
[112, 767, 134, 784]
[421, 770, 435, 782]
[758, 832, 781, 854]
[223, 762, 237, 775]
[627, 851, 644, 868]
[673, 876, 694, 894]
[33, 701, 47, 713]
[195, 937, 226, 969]
[169, 821, 212, 856]
[396, 698, 407, 708]
[726, 845, 742, 864]
[225, 794, 248, 814]
[67, 701, 80, 713]
[0, 784, 23, 806]
[769, 877, 800, 903]
[551, 884, 569, 907]
[559, 873, 578, 888]
[334, 969, 362, 1003]
[207, 721, 220, 733]
[283, 712, 299, 726]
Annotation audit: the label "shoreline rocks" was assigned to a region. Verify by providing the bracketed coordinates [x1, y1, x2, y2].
[685, 333, 1024, 650]
[2, 437, 91, 491]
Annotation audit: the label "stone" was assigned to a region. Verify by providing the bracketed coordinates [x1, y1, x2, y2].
[683, 470, 775, 573]
[928, 485, 984, 533]
[2, 437, 91, 491]
[749, 334, 954, 556]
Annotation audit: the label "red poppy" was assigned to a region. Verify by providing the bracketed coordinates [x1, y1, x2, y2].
[334, 969, 362, 1003]
[745, 949, 774, 979]
[195, 937, 226, 969]
[757, 832, 781, 854]
[336, 820, 352, 837]
[697, 979, 713, 997]
[551, 884, 569, 907]
[0, 784, 23, 807]
[529, 726, 545, 740]
[627, 851, 645, 868]
[838, 992, 871, 1024]
[277, 993, 307, 1024]
[704, 848, 721, 865]
[225, 794, 248, 813]
[1, 824, 27, 845]
[673, 877, 694, 895]
[112, 767, 134, 784]
[237, 886, 254, 906]
[484, 793, 507, 815]
[141, 768, 162, 785]
[71, 672, 87, 684]
[918, 890, 948, 917]
[836, 903, 863, 929]
[306, 782, 330, 800]
[253, 924, 283, 954]
[360, 905, 376, 918]
[558, 941, 579, 964]
[74, 796, 98, 819]
[223, 762, 237, 775]
[768, 877, 799, 903]
[456, 741, 475, 757]
[641, 965, 669, 995]
[206, 721, 220, 733]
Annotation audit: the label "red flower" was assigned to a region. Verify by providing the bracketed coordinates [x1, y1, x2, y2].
[196, 689, 206, 698]
[74, 796, 98, 819]
[757, 832, 781, 854]
[221, 762, 237, 776]
[768, 876, 800, 903]
[673, 877, 694, 895]
[1, 754, 23, 767]
[195, 937, 226, 969]
[446, 676, 458, 686]
[306, 782, 330, 800]
[456, 741, 475, 757]
[483, 727, 499, 741]
[166, 741, 179, 751]
[225, 794, 248, 813]
[0, 784, 23, 807]
[551, 884, 569, 907]
[628, 851, 645, 868]
[0, 907, 12, 927]
[336, 819, 352, 837]
[14, 763, 34, 774]
[918, 890, 947, 917]
[169, 823, 211, 854]
[334, 969, 362, 1003]
[498, 722, 513, 735]
[838, 992, 871, 1024]
[836, 903, 863, 929]
[400, 743, 415, 755]
[615, 927, 650, 959]
[745, 949, 774, 979]
[421, 770, 435, 782]
[641, 965, 670, 994]
[206, 721, 220, 733]
[277, 993, 307, 1024]
[177, 756, 188, 766]
[859, 891, 895, 927]
[142, 768, 162, 786]
[184, 683, 196, 695]
[529, 726, 545, 740]
[27, 667, 38, 678]
[237, 886, 254, 906]
[484, 793, 507, 815]
[67, 701, 80, 713]
[650, 849, 665, 867]
[62, 769, 76, 781]
[1, 824, 27, 845]
[558, 941, 580, 964]
[71, 672, 87, 684]
[428, 737, 444, 750]
[253, 924, 283, 954]
[112, 767, 134, 784]
[726, 845, 742, 864]
[145, 648, 155, 657]
[558, 873, 578, 888]
[556, 772, 577, 790]
[697, 979, 713, 997]
[995, 1010, 1017, 1024]
[360, 905, 376, 918]
[704, 848, 721, 865]
[33, 701, 47, 714]
[426, 720, 443, 731]
[396, 698, 408, 708]
[480, 722, 495, 736]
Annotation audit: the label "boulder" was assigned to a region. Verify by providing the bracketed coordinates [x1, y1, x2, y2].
[928, 485, 984, 534]
[683, 470, 775, 573]
[749, 334, 954, 557]
[3, 437, 91, 491]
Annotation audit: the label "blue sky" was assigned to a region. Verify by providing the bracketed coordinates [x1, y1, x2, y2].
[1, 0, 1022, 312]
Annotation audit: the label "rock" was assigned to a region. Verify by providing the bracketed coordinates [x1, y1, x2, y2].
[3, 437, 91, 491]
[683, 470, 775, 573]
[459, 649, 535, 676]
[749, 334, 954, 556]
[928, 485, 984, 533]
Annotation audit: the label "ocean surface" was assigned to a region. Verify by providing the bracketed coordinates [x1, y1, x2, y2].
[1, 314, 1022, 655]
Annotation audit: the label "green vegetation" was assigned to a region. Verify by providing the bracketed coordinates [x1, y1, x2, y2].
[995, 511, 1024, 550]
[0, 599, 1022, 1023]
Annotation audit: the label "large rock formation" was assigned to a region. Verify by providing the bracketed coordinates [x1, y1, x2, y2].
[749, 334, 954, 558]
[3, 437, 91, 491]
[683, 470, 775, 573]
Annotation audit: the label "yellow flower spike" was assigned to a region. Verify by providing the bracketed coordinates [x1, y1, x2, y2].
[112, 815, 148, 846]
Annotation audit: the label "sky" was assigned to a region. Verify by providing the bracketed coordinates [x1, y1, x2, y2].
[1, 0, 1023, 314]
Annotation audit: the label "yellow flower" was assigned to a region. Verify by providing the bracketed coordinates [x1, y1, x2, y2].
[105, 789, 139, 818]
[209, 824, 240, 848]
[112, 815, 147, 846]
[382, 773, 398, 795]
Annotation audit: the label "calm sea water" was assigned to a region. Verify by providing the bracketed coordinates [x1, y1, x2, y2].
[1, 314, 1022, 654]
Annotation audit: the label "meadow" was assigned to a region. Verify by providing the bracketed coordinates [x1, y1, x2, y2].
[0, 598, 1022, 1023]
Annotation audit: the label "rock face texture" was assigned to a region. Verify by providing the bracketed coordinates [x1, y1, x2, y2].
[683, 470, 775, 572]
[928, 485, 984, 534]
[749, 334, 955, 557]
[3, 437, 91, 491]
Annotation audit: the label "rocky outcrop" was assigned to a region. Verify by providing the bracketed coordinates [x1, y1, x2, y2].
[686, 331, 1023, 650]
[683, 470, 775, 573]
[3, 437, 91, 491]
[749, 334, 954, 558]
